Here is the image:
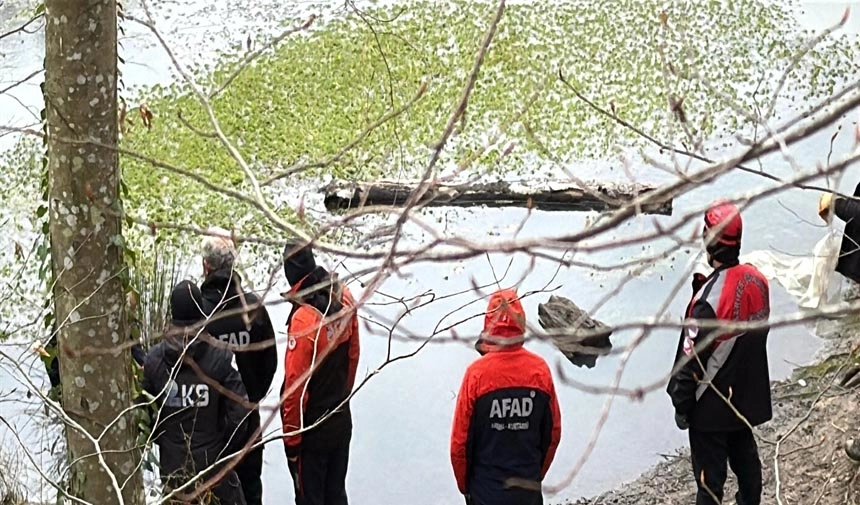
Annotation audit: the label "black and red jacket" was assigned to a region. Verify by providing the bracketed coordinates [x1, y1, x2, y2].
[281, 274, 360, 455]
[451, 289, 561, 505]
[667, 262, 773, 432]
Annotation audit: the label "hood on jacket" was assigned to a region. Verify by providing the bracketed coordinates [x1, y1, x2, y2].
[285, 266, 343, 321]
[475, 289, 526, 354]
[159, 324, 211, 367]
[161, 280, 212, 365]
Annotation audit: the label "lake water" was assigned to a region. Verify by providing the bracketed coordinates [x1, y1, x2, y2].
[1, 1, 859, 504]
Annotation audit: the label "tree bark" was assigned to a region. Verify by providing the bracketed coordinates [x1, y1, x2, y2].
[45, 1, 143, 503]
[322, 179, 673, 215]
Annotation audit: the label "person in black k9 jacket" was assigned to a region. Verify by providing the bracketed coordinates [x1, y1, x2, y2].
[142, 280, 250, 505]
[199, 228, 277, 505]
[667, 201, 772, 505]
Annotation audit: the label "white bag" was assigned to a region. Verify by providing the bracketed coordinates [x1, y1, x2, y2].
[740, 227, 843, 310]
[805, 226, 842, 309]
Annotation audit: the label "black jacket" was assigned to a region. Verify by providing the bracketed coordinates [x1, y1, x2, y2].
[667, 263, 773, 432]
[200, 269, 277, 404]
[834, 182, 860, 284]
[142, 327, 250, 480]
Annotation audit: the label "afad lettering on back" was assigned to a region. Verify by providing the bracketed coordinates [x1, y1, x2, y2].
[218, 330, 251, 348]
[490, 390, 536, 419]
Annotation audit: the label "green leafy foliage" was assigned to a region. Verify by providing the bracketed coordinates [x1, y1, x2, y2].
[3, 0, 859, 263]
[118, 0, 859, 243]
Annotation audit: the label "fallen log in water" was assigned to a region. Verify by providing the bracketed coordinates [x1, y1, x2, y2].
[322, 179, 673, 215]
[537, 295, 613, 369]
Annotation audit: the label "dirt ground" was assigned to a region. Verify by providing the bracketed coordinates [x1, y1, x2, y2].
[566, 319, 860, 505]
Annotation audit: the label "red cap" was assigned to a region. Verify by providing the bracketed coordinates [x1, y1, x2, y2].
[483, 289, 526, 339]
[704, 200, 742, 247]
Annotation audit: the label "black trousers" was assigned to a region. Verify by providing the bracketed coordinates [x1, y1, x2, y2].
[164, 470, 246, 505]
[235, 410, 264, 505]
[289, 434, 351, 505]
[468, 490, 542, 505]
[688, 428, 762, 505]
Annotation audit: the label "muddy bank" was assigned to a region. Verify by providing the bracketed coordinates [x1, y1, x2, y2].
[565, 317, 860, 505]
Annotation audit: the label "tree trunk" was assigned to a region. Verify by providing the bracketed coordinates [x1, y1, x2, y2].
[322, 179, 673, 215]
[44, 1, 143, 503]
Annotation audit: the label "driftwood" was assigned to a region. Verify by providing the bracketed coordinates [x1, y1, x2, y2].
[537, 295, 613, 369]
[322, 179, 673, 215]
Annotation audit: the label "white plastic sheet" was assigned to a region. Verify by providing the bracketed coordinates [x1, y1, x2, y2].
[690, 227, 844, 310]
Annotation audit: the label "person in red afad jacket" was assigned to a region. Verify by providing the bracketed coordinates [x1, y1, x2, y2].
[450, 289, 562, 505]
[280, 241, 360, 505]
[667, 201, 772, 505]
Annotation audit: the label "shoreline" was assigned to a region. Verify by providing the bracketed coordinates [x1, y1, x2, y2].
[564, 316, 860, 505]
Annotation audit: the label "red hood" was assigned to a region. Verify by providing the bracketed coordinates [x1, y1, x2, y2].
[476, 289, 526, 353]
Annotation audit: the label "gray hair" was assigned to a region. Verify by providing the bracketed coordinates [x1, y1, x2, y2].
[200, 226, 237, 272]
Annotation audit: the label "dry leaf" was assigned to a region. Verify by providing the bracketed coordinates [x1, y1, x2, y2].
[84, 181, 95, 201]
[31, 342, 50, 358]
[139, 103, 153, 129]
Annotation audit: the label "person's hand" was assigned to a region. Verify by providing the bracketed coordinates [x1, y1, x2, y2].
[819, 193, 834, 222]
[674, 411, 690, 431]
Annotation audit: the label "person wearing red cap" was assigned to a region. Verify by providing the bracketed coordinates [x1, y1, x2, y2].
[450, 289, 561, 505]
[667, 201, 772, 505]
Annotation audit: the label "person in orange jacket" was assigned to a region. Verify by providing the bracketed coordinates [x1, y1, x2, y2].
[280, 241, 360, 505]
[450, 288, 562, 505]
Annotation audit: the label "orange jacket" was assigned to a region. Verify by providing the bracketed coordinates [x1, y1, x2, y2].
[450, 289, 561, 502]
[282, 283, 360, 452]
